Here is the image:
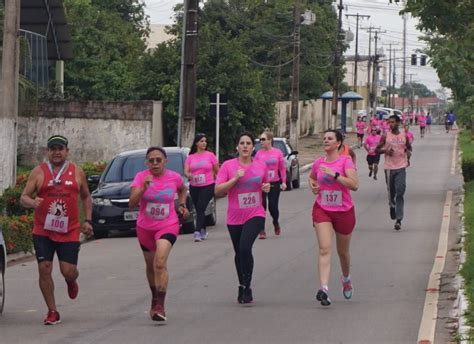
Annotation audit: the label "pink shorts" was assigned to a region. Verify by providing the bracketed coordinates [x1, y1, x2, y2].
[136, 223, 179, 251]
[312, 202, 356, 235]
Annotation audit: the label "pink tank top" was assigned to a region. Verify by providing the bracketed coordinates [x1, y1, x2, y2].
[384, 131, 408, 170]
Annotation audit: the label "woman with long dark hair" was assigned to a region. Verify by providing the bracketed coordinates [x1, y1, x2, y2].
[215, 132, 270, 304]
[184, 133, 219, 242]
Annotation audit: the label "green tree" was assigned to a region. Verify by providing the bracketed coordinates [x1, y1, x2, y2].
[63, 0, 149, 100]
[396, 82, 436, 98]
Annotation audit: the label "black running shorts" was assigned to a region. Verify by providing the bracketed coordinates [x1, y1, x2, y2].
[33, 235, 80, 265]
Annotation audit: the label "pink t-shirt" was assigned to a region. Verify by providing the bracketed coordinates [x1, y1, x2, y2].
[364, 134, 382, 156]
[405, 130, 414, 144]
[255, 147, 286, 183]
[185, 151, 218, 187]
[131, 169, 183, 230]
[371, 118, 381, 129]
[418, 115, 427, 127]
[216, 158, 268, 225]
[356, 121, 366, 134]
[384, 131, 408, 170]
[382, 121, 390, 134]
[310, 156, 355, 212]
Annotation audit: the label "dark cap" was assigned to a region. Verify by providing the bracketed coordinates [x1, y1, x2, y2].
[47, 135, 68, 148]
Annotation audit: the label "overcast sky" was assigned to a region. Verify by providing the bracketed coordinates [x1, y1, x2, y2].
[144, 0, 444, 93]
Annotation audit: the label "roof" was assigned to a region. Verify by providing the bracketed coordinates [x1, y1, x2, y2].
[20, 0, 73, 60]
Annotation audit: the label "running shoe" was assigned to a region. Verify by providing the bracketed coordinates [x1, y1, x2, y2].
[200, 229, 209, 240]
[369, 170, 372, 177]
[258, 231, 266, 240]
[340, 276, 353, 300]
[316, 288, 331, 306]
[240, 287, 253, 304]
[237, 286, 244, 303]
[193, 231, 202, 242]
[394, 220, 402, 231]
[151, 304, 167, 322]
[66, 279, 79, 300]
[274, 224, 281, 236]
[44, 310, 61, 325]
[390, 207, 396, 220]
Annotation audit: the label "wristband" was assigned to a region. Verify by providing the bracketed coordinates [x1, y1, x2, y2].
[334, 172, 340, 180]
[84, 219, 93, 225]
[179, 204, 186, 209]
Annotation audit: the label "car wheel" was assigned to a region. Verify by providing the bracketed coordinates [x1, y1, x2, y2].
[181, 220, 196, 234]
[94, 230, 109, 239]
[205, 205, 217, 226]
[292, 168, 300, 189]
[0, 250, 5, 314]
[286, 171, 293, 191]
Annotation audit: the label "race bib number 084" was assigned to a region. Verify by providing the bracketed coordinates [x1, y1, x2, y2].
[238, 192, 260, 209]
[321, 190, 343, 207]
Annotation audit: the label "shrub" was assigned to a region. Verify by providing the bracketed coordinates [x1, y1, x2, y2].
[0, 171, 32, 216]
[81, 161, 107, 191]
[463, 159, 474, 182]
[0, 214, 34, 254]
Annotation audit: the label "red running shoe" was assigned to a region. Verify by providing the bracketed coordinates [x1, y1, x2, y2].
[66, 279, 79, 299]
[274, 224, 281, 236]
[151, 304, 167, 322]
[44, 310, 61, 325]
[258, 231, 266, 240]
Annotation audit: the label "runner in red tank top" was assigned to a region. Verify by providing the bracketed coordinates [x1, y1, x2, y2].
[20, 135, 92, 325]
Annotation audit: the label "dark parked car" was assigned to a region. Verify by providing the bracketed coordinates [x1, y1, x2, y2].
[89, 147, 216, 239]
[0, 224, 6, 313]
[254, 137, 300, 190]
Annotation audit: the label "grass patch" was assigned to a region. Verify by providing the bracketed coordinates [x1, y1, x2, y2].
[461, 180, 474, 337]
[460, 130, 474, 339]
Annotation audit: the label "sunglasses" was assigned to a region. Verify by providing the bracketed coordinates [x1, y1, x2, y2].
[147, 157, 163, 164]
[260, 138, 267, 141]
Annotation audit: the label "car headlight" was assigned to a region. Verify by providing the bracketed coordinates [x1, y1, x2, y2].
[93, 198, 112, 206]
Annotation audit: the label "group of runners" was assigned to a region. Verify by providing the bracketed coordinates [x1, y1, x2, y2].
[18, 117, 413, 324]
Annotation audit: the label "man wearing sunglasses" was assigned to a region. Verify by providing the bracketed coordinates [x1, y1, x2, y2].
[20, 135, 93, 325]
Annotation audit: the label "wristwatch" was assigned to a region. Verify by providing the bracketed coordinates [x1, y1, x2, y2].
[84, 219, 93, 225]
[178, 204, 187, 209]
[334, 172, 340, 180]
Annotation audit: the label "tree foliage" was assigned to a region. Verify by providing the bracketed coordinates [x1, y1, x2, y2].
[403, 0, 474, 123]
[63, 0, 149, 100]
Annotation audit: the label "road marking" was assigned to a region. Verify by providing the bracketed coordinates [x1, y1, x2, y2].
[24, 309, 37, 313]
[417, 191, 452, 344]
[451, 133, 458, 175]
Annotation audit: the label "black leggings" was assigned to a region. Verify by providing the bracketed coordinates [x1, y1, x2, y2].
[227, 217, 265, 288]
[189, 184, 215, 232]
[262, 181, 281, 225]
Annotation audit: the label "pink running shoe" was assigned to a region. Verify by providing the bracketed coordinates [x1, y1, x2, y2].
[341, 276, 353, 300]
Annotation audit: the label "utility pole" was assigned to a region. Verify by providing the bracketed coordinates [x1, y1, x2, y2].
[362, 26, 381, 115]
[0, 0, 20, 192]
[370, 30, 385, 113]
[331, 0, 344, 129]
[177, 0, 198, 148]
[383, 42, 399, 108]
[290, 0, 301, 149]
[345, 13, 370, 100]
[402, 0, 407, 113]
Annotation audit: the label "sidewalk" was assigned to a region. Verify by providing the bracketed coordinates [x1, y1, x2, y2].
[297, 132, 359, 172]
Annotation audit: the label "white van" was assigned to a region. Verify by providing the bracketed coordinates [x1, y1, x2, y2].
[376, 107, 403, 120]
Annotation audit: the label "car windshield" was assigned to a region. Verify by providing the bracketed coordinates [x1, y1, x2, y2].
[254, 140, 289, 157]
[103, 152, 184, 183]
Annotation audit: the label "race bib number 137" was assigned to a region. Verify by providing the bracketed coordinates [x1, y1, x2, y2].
[321, 190, 343, 207]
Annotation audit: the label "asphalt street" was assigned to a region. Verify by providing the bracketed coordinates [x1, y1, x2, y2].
[0, 126, 461, 344]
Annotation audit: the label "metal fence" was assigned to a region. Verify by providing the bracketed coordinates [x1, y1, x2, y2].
[19, 29, 49, 89]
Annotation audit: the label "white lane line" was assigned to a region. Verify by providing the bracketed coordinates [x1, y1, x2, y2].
[451, 133, 458, 175]
[417, 191, 452, 344]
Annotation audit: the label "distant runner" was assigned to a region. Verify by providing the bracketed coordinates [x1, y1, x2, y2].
[364, 128, 382, 180]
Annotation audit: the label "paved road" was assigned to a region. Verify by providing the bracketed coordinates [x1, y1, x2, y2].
[0, 127, 461, 344]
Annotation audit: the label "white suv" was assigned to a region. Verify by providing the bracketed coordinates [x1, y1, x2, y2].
[376, 107, 403, 120]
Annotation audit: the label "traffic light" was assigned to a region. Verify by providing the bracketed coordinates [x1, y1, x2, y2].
[420, 55, 427, 66]
[411, 54, 417, 66]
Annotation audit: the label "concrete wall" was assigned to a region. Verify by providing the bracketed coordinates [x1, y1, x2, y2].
[274, 99, 354, 138]
[18, 100, 163, 165]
